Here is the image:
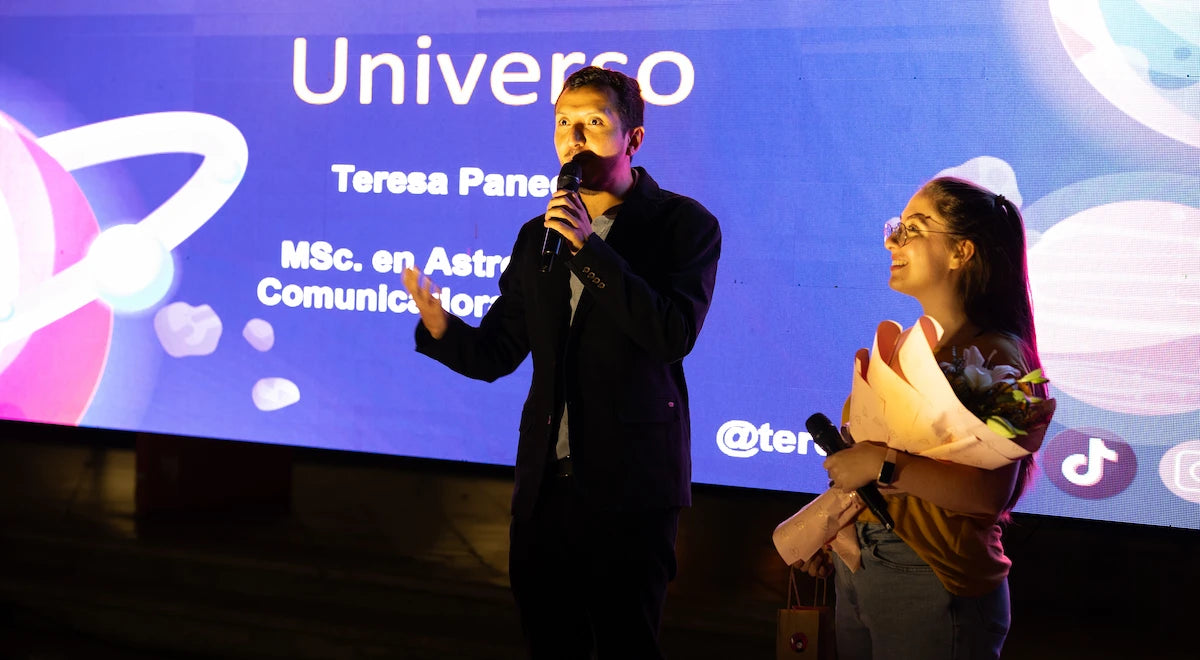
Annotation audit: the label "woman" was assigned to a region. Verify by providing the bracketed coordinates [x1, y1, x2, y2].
[804, 177, 1050, 660]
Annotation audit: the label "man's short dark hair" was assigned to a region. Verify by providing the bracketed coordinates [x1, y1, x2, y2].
[561, 66, 644, 131]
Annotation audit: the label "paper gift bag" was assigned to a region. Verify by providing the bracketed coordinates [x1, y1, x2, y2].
[776, 567, 835, 660]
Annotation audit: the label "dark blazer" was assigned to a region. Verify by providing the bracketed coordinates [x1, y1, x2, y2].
[416, 168, 721, 519]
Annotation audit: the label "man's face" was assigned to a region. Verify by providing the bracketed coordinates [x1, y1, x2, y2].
[553, 85, 643, 184]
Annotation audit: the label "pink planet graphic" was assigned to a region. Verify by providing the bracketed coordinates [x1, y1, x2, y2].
[0, 110, 247, 425]
[0, 112, 111, 424]
[1026, 174, 1200, 416]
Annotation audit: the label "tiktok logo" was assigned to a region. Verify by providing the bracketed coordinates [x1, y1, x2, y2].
[1061, 437, 1119, 487]
[1043, 428, 1137, 499]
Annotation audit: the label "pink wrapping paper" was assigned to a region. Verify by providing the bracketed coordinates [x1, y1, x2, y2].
[773, 489, 865, 570]
[847, 316, 1034, 468]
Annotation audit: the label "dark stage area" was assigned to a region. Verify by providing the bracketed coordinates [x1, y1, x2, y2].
[0, 422, 1192, 659]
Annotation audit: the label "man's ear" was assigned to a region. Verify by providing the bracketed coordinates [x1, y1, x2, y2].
[949, 239, 976, 270]
[626, 126, 645, 157]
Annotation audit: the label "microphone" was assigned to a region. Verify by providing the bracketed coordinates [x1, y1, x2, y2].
[805, 412, 895, 531]
[540, 157, 583, 273]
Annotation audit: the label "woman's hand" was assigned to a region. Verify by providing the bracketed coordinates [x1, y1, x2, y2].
[823, 441, 887, 492]
[796, 546, 834, 579]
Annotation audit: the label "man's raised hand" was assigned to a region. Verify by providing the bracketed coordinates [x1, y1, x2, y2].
[401, 267, 449, 339]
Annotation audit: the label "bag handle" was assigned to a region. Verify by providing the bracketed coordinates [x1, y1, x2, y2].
[787, 565, 829, 609]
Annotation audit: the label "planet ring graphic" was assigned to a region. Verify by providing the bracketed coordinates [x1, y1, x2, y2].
[0, 111, 248, 348]
[1049, 0, 1200, 148]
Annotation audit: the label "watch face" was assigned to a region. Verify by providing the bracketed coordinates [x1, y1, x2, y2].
[878, 462, 896, 485]
[878, 451, 898, 485]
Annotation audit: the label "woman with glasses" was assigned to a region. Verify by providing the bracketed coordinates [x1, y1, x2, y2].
[800, 177, 1049, 660]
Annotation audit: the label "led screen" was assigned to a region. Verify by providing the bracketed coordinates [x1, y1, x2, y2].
[1, 0, 1197, 528]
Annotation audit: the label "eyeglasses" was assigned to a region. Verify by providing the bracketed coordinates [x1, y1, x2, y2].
[883, 218, 959, 247]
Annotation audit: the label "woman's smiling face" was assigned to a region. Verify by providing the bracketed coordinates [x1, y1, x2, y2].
[885, 192, 966, 303]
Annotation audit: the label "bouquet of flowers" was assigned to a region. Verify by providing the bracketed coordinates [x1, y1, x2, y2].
[839, 316, 1056, 468]
[939, 344, 1054, 442]
[773, 316, 1056, 569]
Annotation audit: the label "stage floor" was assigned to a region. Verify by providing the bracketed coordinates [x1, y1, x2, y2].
[0, 429, 1190, 659]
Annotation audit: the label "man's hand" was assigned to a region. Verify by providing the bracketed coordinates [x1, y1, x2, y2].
[401, 267, 449, 339]
[544, 189, 593, 253]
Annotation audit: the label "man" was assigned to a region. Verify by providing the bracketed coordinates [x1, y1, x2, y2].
[402, 66, 720, 659]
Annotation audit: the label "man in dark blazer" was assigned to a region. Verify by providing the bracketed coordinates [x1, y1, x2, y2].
[402, 66, 720, 659]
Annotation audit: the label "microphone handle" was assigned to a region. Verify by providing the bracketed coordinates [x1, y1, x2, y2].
[540, 160, 582, 273]
[805, 413, 895, 531]
[852, 481, 895, 531]
[540, 231, 562, 272]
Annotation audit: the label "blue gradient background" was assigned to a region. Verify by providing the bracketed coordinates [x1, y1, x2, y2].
[1, 0, 1197, 529]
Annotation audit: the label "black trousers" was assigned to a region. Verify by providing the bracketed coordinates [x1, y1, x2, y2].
[509, 469, 680, 660]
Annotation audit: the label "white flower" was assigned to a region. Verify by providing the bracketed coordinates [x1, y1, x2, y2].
[955, 346, 1020, 391]
[963, 364, 991, 390]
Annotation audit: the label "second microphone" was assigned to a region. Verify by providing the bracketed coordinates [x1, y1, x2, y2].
[806, 412, 895, 531]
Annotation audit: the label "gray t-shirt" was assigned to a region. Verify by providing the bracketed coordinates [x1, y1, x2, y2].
[555, 209, 618, 460]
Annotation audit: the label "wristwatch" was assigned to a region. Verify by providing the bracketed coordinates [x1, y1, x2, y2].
[877, 448, 898, 486]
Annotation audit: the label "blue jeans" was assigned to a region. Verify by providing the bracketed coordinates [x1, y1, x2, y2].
[833, 523, 1010, 660]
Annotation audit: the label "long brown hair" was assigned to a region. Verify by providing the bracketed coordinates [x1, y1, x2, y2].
[921, 176, 1044, 514]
